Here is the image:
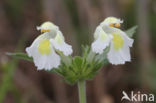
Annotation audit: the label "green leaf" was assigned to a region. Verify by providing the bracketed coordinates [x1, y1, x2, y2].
[6, 52, 33, 61]
[81, 45, 90, 57]
[125, 25, 138, 37]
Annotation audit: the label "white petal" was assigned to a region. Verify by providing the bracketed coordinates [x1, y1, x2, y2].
[122, 32, 134, 47]
[93, 26, 102, 40]
[107, 34, 132, 65]
[51, 40, 73, 56]
[91, 38, 110, 54]
[104, 27, 134, 47]
[26, 34, 46, 57]
[113, 28, 134, 47]
[35, 51, 60, 70]
[91, 26, 111, 54]
[27, 46, 60, 70]
[50, 31, 73, 56]
[26, 33, 61, 70]
[107, 44, 131, 65]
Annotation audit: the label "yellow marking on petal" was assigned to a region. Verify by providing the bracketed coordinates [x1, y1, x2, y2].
[41, 29, 50, 33]
[109, 23, 120, 28]
[112, 33, 124, 50]
[55, 34, 63, 44]
[109, 24, 114, 27]
[115, 23, 120, 28]
[38, 39, 51, 55]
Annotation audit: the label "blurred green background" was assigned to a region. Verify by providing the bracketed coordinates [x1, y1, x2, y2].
[0, 0, 156, 103]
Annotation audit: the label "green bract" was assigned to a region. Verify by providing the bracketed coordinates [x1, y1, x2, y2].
[54, 45, 109, 84]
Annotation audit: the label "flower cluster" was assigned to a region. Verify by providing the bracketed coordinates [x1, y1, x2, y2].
[23, 17, 135, 84]
[3, 16, 137, 84]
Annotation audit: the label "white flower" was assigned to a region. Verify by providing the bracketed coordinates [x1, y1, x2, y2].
[26, 22, 73, 70]
[91, 17, 134, 65]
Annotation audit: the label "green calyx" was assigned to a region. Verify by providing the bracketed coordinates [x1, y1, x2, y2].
[53, 45, 109, 84]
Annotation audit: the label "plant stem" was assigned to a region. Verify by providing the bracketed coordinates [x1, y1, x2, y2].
[78, 80, 86, 103]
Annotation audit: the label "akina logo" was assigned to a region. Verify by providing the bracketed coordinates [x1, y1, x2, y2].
[121, 91, 155, 102]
